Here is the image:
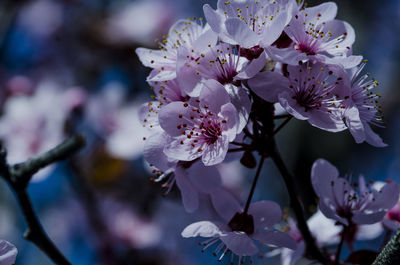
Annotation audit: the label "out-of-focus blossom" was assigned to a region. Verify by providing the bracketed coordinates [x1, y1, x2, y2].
[249, 62, 347, 132]
[158, 80, 240, 166]
[104, 1, 175, 46]
[0, 81, 85, 181]
[279, 210, 383, 265]
[311, 158, 400, 226]
[5, 76, 33, 96]
[101, 199, 162, 249]
[87, 83, 149, 160]
[182, 190, 296, 263]
[267, 2, 362, 69]
[17, 0, 63, 37]
[136, 18, 217, 82]
[340, 61, 386, 147]
[203, 0, 297, 49]
[0, 240, 17, 265]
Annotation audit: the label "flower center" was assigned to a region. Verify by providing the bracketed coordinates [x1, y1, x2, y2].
[294, 43, 316, 55]
[292, 89, 322, 111]
[202, 122, 222, 144]
[240, 45, 264, 60]
[228, 212, 255, 235]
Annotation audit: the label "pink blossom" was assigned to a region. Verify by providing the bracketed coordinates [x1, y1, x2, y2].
[311, 158, 400, 226]
[339, 61, 387, 147]
[182, 190, 296, 263]
[158, 79, 240, 166]
[0, 81, 83, 180]
[143, 132, 222, 212]
[0, 240, 17, 265]
[249, 62, 347, 132]
[383, 203, 400, 231]
[136, 18, 217, 82]
[267, 2, 362, 69]
[203, 0, 297, 49]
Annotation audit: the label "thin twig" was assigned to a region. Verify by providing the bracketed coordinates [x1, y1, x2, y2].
[0, 135, 86, 265]
[273, 114, 292, 120]
[335, 226, 347, 265]
[272, 116, 292, 136]
[269, 141, 328, 264]
[243, 156, 265, 215]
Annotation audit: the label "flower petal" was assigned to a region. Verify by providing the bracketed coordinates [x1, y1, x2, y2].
[363, 122, 387, 147]
[175, 166, 199, 213]
[202, 135, 230, 166]
[0, 240, 17, 265]
[248, 71, 290, 103]
[248, 201, 282, 229]
[220, 232, 259, 256]
[182, 221, 224, 238]
[211, 189, 241, 222]
[187, 162, 222, 193]
[158, 101, 194, 137]
[199, 79, 230, 114]
[225, 84, 251, 133]
[164, 136, 203, 162]
[253, 230, 297, 250]
[143, 132, 176, 171]
[352, 211, 387, 225]
[311, 158, 339, 200]
[368, 181, 400, 211]
[224, 18, 259, 48]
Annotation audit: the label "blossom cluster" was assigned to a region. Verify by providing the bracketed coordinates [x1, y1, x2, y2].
[134, 0, 398, 264]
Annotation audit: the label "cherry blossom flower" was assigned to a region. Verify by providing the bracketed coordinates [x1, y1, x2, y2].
[383, 204, 400, 231]
[176, 41, 267, 97]
[143, 132, 222, 212]
[249, 61, 347, 132]
[278, 211, 383, 265]
[203, 0, 297, 49]
[311, 158, 400, 226]
[0, 81, 84, 181]
[182, 190, 296, 264]
[158, 79, 240, 166]
[0, 240, 17, 265]
[136, 18, 218, 81]
[104, 0, 175, 46]
[339, 61, 387, 147]
[267, 2, 362, 69]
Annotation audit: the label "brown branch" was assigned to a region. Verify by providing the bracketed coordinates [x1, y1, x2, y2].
[0, 135, 86, 265]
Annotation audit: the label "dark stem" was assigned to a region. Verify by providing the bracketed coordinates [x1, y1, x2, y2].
[272, 116, 292, 136]
[273, 114, 292, 120]
[0, 135, 85, 265]
[269, 141, 328, 263]
[243, 156, 265, 215]
[335, 226, 347, 265]
[228, 148, 247, 153]
[373, 228, 400, 265]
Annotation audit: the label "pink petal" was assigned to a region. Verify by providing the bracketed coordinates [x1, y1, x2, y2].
[164, 136, 203, 162]
[352, 211, 387, 225]
[199, 79, 230, 114]
[187, 162, 222, 193]
[259, 12, 289, 47]
[175, 166, 199, 213]
[136, 48, 172, 68]
[158, 101, 194, 137]
[345, 106, 365, 144]
[0, 240, 17, 265]
[181, 221, 224, 238]
[368, 181, 400, 211]
[224, 18, 259, 48]
[143, 132, 176, 171]
[203, 4, 222, 34]
[220, 103, 239, 141]
[211, 189, 241, 222]
[220, 232, 259, 256]
[278, 92, 309, 120]
[249, 71, 290, 103]
[225, 84, 251, 133]
[248, 201, 282, 229]
[235, 52, 267, 80]
[303, 2, 337, 24]
[363, 122, 387, 147]
[252, 230, 297, 250]
[202, 135, 230, 166]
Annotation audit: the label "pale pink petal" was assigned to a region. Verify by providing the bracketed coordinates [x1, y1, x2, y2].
[259, 12, 289, 47]
[224, 18, 259, 48]
[307, 210, 341, 245]
[211, 189, 241, 222]
[199, 79, 230, 114]
[345, 106, 365, 144]
[278, 92, 308, 120]
[181, 221, 224, 238]
[281, 241, 305, 265]
[202, 135, 230, 166]
[253, 230, 297, 250]
[136, 48, 172, 68]
[143, 132, 176, 171]
[248, 71, 290, 103]
[235, 52, 267, 80]
[368, 181, 400, 211]
[383, 218, 400, 231]
[0, 240, 17, 265]
[303, 2, 337, 24]
[308, 110, 347, 132]
[203, 4, 222, 34]
[220, 232, 259, 256]
[311, 159, 339, 200]
[248, 201, 282, 229]
[158, 102, 194, 137]
[176, 47, 203, 97]
[147, 69, 176, 82]
[352, 211, 387, 225]
[187, 162, 222, 193]
[363, 122, 387, 147]
[225, 84, 251, 133]
[193, 28, 218, 52]
[175, 166, 199, 213]
[220, 103, 239, 141]
[265, 46, 308, 65]
[164, 136, 203, 162]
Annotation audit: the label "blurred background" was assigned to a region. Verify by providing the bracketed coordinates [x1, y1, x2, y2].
[0, 0, 398, 264]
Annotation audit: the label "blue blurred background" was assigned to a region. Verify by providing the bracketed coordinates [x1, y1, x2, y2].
[0, 0, 398, 264]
